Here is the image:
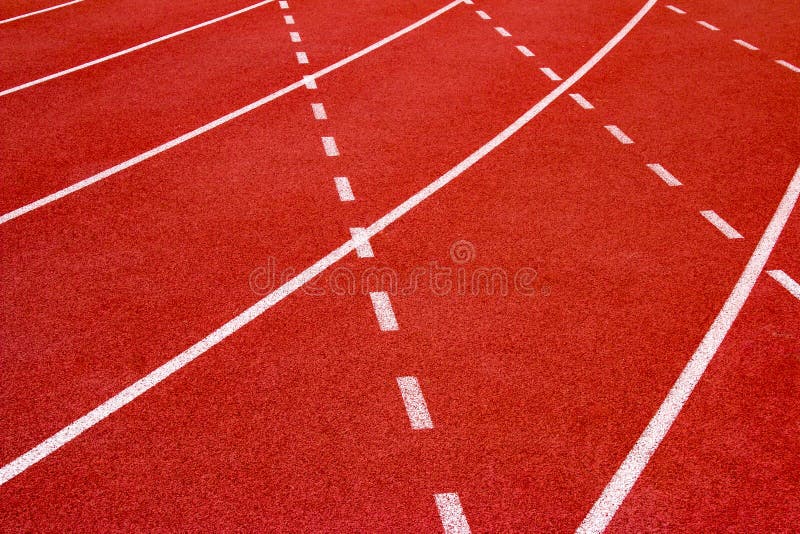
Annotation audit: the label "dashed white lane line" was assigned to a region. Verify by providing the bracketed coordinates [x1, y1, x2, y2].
[568, 93, 594, 109]
[0, 0, 82, 25]
[370, 291, 399, 331]
[733, 38, 758, 51]
[463, 0, 473, 4]
[396, 377, 434, 429]
[475, 10, 491, 20]
[303, 75, 317, 89]
[646, 163, 682, 186]
[434, 493, 471, 534]
[296, 51, 309, 64]
[604, 124, 634, 144]
[700, 210, 743, 239]
[775, 60, 800, 73]
[284, 14, 295, 24]
[334, 176, 355, 201]
[279, 0, 289, 8]
[321, 136, 340, 156]
[290, 31, 301, 42]
[696, 20, 719, 31]
[349, 227, 374, 258]
[766, 270, 800, 300]
[1, 0, 277, 97]
[516, 45, 534, 57]
[540, 67, 562, 81]
[494, 26, 511, 37]
[665, 5, 685, 15]
[311, 102, 327, 120]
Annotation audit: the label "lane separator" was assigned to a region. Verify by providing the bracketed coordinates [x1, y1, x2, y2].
[435, 493, 471, 534]
[568, 93, 594, 109]
[494, 26, 511, 37]
[665, 5, 685, 15]
[311, 102, 327, 120]
[349, 228, 374, 258]
[475, 10, 490, 20]
[284, 14, 295, 24]
[396, 377, 434, 429]
[775, 60, 800, 73]
[334, 176, 355, 201]
[279, 1, 289, 8]
[296, 51, 309, 64]
[646, 163, 682, 186]
[516, 45, 534, 57]
[303, 75, 317, 89]
[370, 292, 399, 331]
[700, 210, 743, 239]
[733, 39, 758, 51]
[290, 31, 301, 42]
[540, 67, 562, 81]
[321, 136, 340, 156]
[766, 270, 800, 300]
[0, 0, 82, 26]
[604, 125, 634, 144]
[696, 20, 719, 31]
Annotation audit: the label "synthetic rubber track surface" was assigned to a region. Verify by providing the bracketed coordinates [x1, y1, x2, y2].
[1, 0, 799, 531]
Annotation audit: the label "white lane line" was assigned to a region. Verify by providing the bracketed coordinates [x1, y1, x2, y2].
[540, 67, 562, 81]
[334, 176, 355, 201]
[700, 210, 743, 239]
[435, 493, 471, 534]
[349, 227, 374, 258]
[516, 45, 535, 57]
[775, 60, 800, 73]
[579, 162, 800, 533]
[568, 93, 594, 109]
[370, 292, 399, 331]
[766, 270, 800, 300]
[0, 0, 657, 486]
[0, 0, 465, 226]
[284, 14, 295, 24]
[311, 102, 327, 120]
[665, 5, 685, 15]
[1, 0, 276, 97]
[0, 0, 82, 25]
[296, 51, 309, 64]
[279, 0, 289, 8]
[696, 20, 719, 31]
[604, 125, 634, 144]
[494, 26, 511, 37]
[475, 10, 490, 20]
[321, 136, 339, 156]
[463, 0, 473, 4]
[290, 31, 301, 42]
[646, 163, 682, 186]
[396, 376, 434, 429]
[733, 39, 758, 51]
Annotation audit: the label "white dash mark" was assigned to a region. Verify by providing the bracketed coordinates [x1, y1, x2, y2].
[665, 5, 686, 14]
[733, 39, 758, 51]
[296, 51, 308, 64]
[396, 376, 434, 429]
[700, 210, 743, 239]
[290, 31, 301, 42]
[303, 75, 317, 89]
[766, 270, 800, 300]
[568, 93, 594, 109]
[349, 228, 374, 258]
[462, 0, 473, 4]
[321, 136, 339, 156]
[775, 60, 800, 73]
[369, 292, 399, 331]
[434, 493, 471, 534]
[494, 26, 511, 37]
[516, 45, 534, 57]
[284, 14, 295, 24]
[646, 163, 682, 186]
[279, 0, 289, 8]
[475, 10, 490, 20]
[696, 20, 719, 31]
[334, 176, 355, 201]
[604, 124, 634, 144]
[540, 67, 562, 81]
[311, 102, 327, 120]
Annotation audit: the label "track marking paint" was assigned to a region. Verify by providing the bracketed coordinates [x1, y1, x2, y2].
[665, 5, 685, 15]
[463, 0, 473, 4]
[0, 0, 657, 485]
[396, 377, 434, 429]
[303, 75, 317, 89]
[604, 125, 633, 144]
[370, 292, 399, 331]
[434, 493, 471, 533]
[296, 51, 309, 64]
[334, 177, 355, 201]
[311, 103, 327, 120]
[475, 10, 490, 20]
[349, 228, 374, 258]
[646, 164, 682, 186]
[579, 162, 800, 533]
[775, 60, 800, 73]
[568, 93, 594, 109]
[516, 45, 534, 57]
[766, 270, 800, 300]
[279, 1, 289, 8]
[290, 31, 301, 42]
[540, 67, 562, 81]
[700, 210, 743, 239]
[733, 39, 758, 51]
[321, 136, 340, 156]
[696, 20, 719, 31]
[284, 14, 295, 24]
[0, 0, 276, 97]
[0, 0, 82, 25]
[494, 26, 511, 37]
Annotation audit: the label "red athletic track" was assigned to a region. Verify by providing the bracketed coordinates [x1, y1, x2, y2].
[1, 0, 798, 531]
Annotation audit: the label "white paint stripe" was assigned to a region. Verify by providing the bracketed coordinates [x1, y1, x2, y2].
[733, 39, 758, 51]
[279, 0, 289, 8]
[290, 31, 301, 42]
[0, 0, 82, 25]
[579, 162, 800, 533]
[540, 67, 562, 81]
[434, 493, 471, 534]
[349, 227, 374, 258]
[296, 51, 309, 64]
[334, 176, 355, 201]
[568, 93, 594, 109]
[775, 60, 800, 73]
[604, 125, 633, 144]
[766, 270, 800, 300]
[396, 377, 433, 429]
[462, 0, 473, 5]
[284, 14, 294, 24]
[321, 136, 339, 156]
[516, 45, 534, 57]
[696, 20, 719, 31]
[370, 292, 399, 331]
[494, 26, 511, 37]
[646, 163, 682, 186]
[311, 102, 327, 120]
[0, 0, 656, 485]
[1, 0, 276, 97]
[665, 5, 685, 15]
[475, 10, 490, 20]
[0, 0, 464, 226]
[700, 210, 743, 239]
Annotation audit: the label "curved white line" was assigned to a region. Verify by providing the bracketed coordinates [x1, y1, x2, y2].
[0, 0, 81, 25]
[0, 0, 657, 486]
[578, 162, 800, 533]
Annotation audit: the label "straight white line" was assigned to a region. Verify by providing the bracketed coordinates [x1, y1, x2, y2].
[435, 493, 471, 534]
[733, 39, 758, 51]
[604, 124, 633, 144]
[568, 93, 594, 109]
[766, 270, 800, 300]
[0, 0, 465, 226]
[775, 60, 800, 73]
[540, 67, 562, 81]
[700, 210, 743, 239]
[296, 51, 309, 64]
[494, 26, 511, 37]
[349, 227, 374, 258]
[311, 102, 327, 120]
[0, 0, 82, 25]
[475, 10, 490, 20]
[279, 0, 289, 8]
[370, 292, 399, 331]
[1, 0, 276, 97]
[696, 20, 719, 31]
[578, 162, 800, 533]
[321, 136, 339, 156]
[665, 5, 685, 15]
[0, 0, 656, 486]
[284, 14, 295, 24]
[516, 45, 534, 57]
[396, 376, 433, 429]
[646, 163, 682, 186]
[290, 31, 301, 42]
[334, 176, 355, 201]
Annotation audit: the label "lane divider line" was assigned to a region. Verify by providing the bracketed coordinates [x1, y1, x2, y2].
[396, 377, 434, 429]
[494, 26, 511, 37]
[568, 93, 594, 109]
[646, 163, 682, 186]
[516, 45, 534, 57]
[370, 292, 399, 331]
[296, 51, 309, 64]
[279, 0, 289, 8]
[284, 14, 295, 24]
[334, 177, 355, 201]
[540, 67, 562, 81]
[349, 228, 374, 258]
[604, 125, 634, 144]
[475, 10, 490, 20]
[0, 0, 82, 26]
[434, 493, 471, 534]
[321, 136, 340, 156]
[311, 102, 327, 120]
[665, 5, 685, 15]
[700, 210, 744, 239]
[303, 75, 317, 89]
[733, 39, 758, 51]
[696, 20, 719, 31]
[290, 31, 302, 42]
[775, 60, 800, 73]
[766, 270, 800, 300]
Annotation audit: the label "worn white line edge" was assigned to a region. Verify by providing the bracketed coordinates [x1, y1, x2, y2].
[0, 0, 82, 25]
[0, 0, 657, 486]
[766, 269, 800, 300]
[577, 162, 800, 534]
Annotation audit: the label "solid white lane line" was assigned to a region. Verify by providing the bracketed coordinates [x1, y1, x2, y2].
[568, 93, 594, 109]
[733, 39, 758, 51]
[540, 67, 562, 81]
[0, 0, 82, 25]
[775, 60, 800, 73]
[0, 0, 465, 225]
[0, 0, 656, 485]
[279, 0, 289, 8]
[349, 227, 374, 258]
[321, 136, 339, 156]
[334, 176, 355, 201]
[646, 163, 682, 186]
[700, 210, 743, 239]
[516, 45, 534, 57]
[290, 31, 301, 42]
[396, 377, 434, 429]
[370, 292, 399, 331]
[311, 102, 327, 119]
[665, 5, 685, 15]
[579, 162, 800, 534]
[296, 51, 309, 64]
[284, 14, 295, 24]
[494, 26, 511, 37]
[1, 0, 276, 97]
[435, 493, 471, 534]
[696, 20, 719, 31]
[766, 270, 800, 300]
[475, 10, 490, 20]
[604, 125, 634, 144]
